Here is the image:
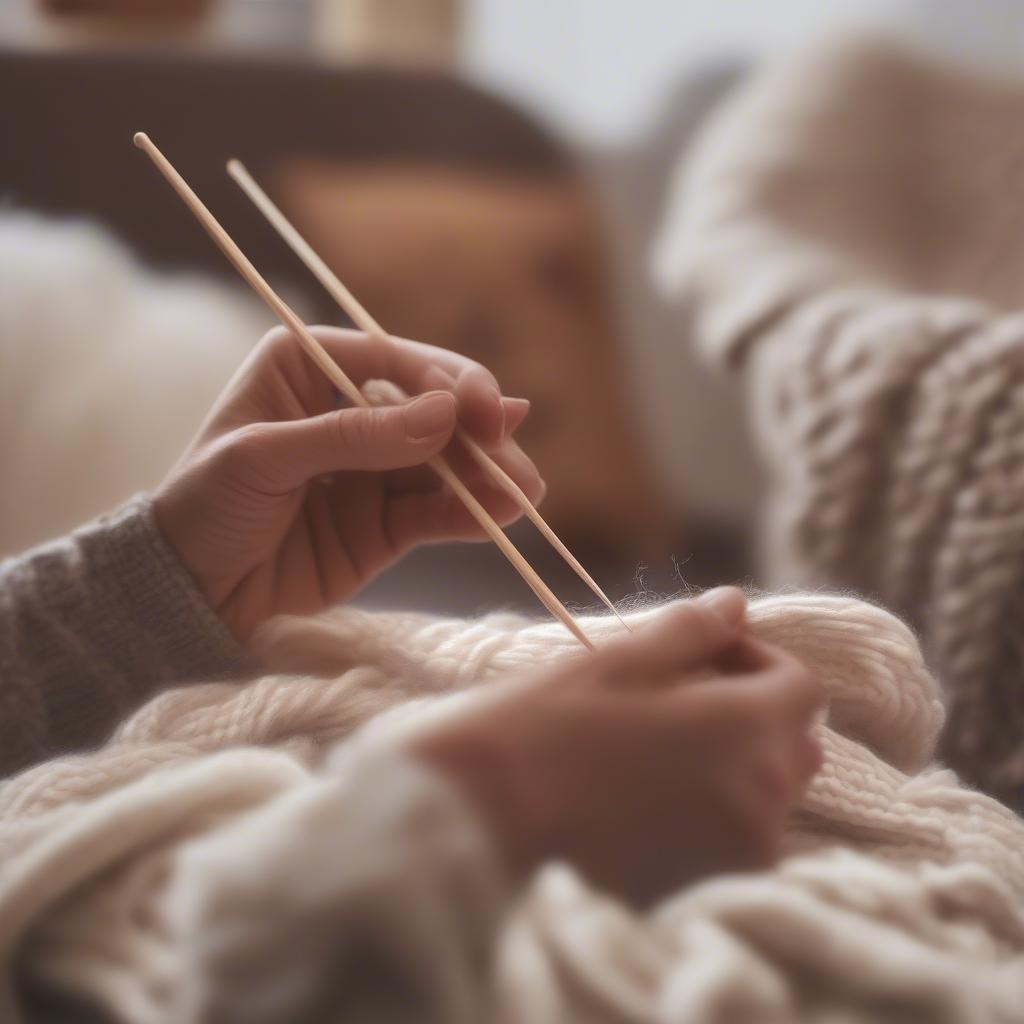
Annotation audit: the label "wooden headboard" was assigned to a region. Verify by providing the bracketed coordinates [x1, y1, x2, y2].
[0, 47, 672, 559]
[0, 48, 570, 291]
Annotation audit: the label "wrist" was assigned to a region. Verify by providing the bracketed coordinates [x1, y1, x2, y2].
[151, 485, 249, 639]
[107, 496, 252, 678]
[409, 715, 547, 882]
[152, 482, 248, 631]
[152, 485, 205, 591]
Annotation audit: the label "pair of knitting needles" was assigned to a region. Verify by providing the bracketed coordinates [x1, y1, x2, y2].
[134, 132, 625, 649]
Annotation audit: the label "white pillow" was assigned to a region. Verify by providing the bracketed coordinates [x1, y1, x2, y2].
[0, 212, 270, 556]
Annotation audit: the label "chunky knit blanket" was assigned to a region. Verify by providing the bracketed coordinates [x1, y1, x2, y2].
[2, 596, 1023, 1022]
[656, 35, 1024, 805]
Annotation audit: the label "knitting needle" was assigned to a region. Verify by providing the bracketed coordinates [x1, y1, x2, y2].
[133, 132, 593, 650]
[226, 159, 629, 630]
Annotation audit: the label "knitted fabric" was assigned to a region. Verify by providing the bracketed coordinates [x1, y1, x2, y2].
[655, 36, 1024, 804]
[1, 596, 1023, 1022]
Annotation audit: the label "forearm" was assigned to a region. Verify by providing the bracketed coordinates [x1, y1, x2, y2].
[0, 496, 250, 777]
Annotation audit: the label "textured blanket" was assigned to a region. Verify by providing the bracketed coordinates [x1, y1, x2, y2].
[656, 35, 1024, 805]
[2, 597, 1023, 1022]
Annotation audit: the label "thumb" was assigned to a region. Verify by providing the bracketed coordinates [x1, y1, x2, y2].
[599, 588, 746, 684]
[254, 391, 457, 487]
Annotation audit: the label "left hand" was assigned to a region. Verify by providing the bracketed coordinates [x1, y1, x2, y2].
[154, 326, 542, 642]
[411, 589, 824, 904]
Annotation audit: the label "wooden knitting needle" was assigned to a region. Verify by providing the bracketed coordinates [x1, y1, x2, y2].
[226, 159, 629, 630]
[133, 132, 592, 650]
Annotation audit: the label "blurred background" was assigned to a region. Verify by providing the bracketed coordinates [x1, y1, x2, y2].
[1, 0, 1021, 616]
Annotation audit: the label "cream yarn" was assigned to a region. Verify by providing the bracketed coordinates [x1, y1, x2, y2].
[656, 35, 1024, 802]
[1, 595, 1023, 1022]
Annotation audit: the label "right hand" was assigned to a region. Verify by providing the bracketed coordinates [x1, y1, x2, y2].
[153, 326, 540, 643]
[410, 588, 823, 905]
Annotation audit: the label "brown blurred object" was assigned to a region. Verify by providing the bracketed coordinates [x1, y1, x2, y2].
[38, 0, 211, 20]
[314, 0, 462, 65]
[279, 161, 671, 554]
[0, 47, 672, 565]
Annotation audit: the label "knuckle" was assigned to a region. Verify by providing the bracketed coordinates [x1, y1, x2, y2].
[256, 325, 342, 369]
[219, 423, 273, 477]
[669, 602, 724, 644]
[228, 422, 271, 460]
[466, 359, 498, 386]
[256, 325, 295, 361]
[333, 408, 384, 452]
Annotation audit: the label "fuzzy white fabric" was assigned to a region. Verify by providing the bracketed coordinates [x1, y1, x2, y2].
[1, 596, 1023, 1022]
[653, 36, 1024, 803]
[0, 213, 267, 557]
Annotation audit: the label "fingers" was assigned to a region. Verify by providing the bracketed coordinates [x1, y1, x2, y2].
[383, 447, 546, 552]
[423, 371, 529, 439]
[597, 589, 747, 684]
[254, 325, 465, 393]
[676, 639, 825, 789]
[230, 392, 458, 491]
[695, 639, 824, 725]
[238, 326, 528, 461]
[304, 326, 500, 404]
[455, 366, 506, 446]
[746, 640, 824, 724]
[503, 397, 531, 434]
[652, 667, 823, 822]
[704, 634, 823, 717]
[424, 363, 506, 446]
[698, 587, 747, 626]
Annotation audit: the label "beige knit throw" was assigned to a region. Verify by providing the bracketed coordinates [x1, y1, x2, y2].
[655, 35, 1024, 805]
[1, 596, 1023, 1022]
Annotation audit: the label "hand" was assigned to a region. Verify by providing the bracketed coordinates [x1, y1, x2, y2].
[154, 326, 542, 642]
[410, 589, 824, 905]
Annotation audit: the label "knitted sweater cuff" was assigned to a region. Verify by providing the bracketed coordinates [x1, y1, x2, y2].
[96, 495, 253, 684]
[0, 495, 252, 776]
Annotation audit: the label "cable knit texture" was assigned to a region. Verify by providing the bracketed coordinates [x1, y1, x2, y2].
[655, 35, 1024, 804]
[1, 596, 1023, 1022]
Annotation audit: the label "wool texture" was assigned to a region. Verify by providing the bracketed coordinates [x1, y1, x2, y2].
[1, 596, 1023, 1022]
[655, 35, 1024, 804]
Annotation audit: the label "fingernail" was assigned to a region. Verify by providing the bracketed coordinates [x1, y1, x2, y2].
[504, 397, 531, 416]
[405, 391, 455, 440]
[698, 586, 746, 625]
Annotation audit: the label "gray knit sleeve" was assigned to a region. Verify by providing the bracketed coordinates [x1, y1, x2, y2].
[0, 496, 250, 778]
